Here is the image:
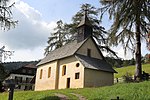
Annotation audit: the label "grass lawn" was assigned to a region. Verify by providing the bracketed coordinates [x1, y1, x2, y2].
[1, 64, 150, 100]
[115, 64, 150, 78]
[1, 81, 150, 100]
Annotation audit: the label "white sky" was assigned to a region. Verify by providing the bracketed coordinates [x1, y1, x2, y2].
[0, 0, 149, 62]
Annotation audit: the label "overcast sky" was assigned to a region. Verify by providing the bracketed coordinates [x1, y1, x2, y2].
[0, 0, 149, 62]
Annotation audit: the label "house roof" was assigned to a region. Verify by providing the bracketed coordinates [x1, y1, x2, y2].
[24, 62, 38, 69]
[10, 62, 38, 76]
[37, 39, 88, 66]
[75, 54, 117, 73]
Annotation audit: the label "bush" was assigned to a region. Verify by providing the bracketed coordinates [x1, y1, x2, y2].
[122, 72, 134, 83]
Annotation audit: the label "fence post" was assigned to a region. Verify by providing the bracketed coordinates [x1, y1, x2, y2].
[8, 83, 15, 100]
[4, 79, 15, 100]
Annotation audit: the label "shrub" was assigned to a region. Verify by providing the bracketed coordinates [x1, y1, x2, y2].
[122, 72, 134, 83]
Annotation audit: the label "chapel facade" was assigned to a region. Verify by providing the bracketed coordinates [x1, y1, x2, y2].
[35, 13, 116, 91]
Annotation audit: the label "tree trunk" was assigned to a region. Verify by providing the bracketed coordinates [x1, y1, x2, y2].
[134, 0, 142, 80]
[135, 21, 142, 80]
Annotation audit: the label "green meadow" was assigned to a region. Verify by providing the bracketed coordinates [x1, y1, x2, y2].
[1, 81, 150, 100]
[115, 64, 150, 78]
[1, 64, 150, 100]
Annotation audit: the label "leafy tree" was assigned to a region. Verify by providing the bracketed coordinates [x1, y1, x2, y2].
[100, 0, 150, 80]
[45, 20, 69, 55]
[0, 0, 17, 30]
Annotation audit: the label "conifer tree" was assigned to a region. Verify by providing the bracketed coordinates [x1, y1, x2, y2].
[45, 20, 68, 55]
[100, 0, 150, 80]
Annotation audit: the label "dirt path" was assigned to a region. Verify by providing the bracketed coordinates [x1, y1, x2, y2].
[55, 93, 87, 100]
[55, 93, 69, 100]
[70, 93, 87, 100]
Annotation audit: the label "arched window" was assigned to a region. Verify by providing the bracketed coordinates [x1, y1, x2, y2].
[40, 69, 43, 79]
[48, 67, 51, 78]
[62, 65, 66, 76]
[76, 63, 80, 67]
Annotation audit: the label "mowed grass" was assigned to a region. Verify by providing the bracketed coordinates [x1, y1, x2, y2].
[1, 81, 150, 100]
[115, 64, 150, 78]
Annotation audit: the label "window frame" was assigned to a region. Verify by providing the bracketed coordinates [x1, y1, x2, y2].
[62, 65, 66, 76]
[76, 63, 80, 67]
[87, 48, 91, 57]
[75, 72, 80, 79]
[48, 67, 51, 78]
[40, 69, 43, 79]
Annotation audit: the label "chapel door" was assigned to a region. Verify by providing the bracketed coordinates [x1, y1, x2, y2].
[66, 78, 70, 88]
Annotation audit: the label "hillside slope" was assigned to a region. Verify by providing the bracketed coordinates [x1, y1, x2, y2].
[115, 64, 150, 78]
[0, 81, 150, 100]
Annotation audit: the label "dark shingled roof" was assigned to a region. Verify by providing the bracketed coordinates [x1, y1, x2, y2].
[37, 39, 88, 66]
[75, 54, 117, 73]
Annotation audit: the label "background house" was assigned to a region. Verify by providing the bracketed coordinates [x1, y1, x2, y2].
[3, 61, 38, 90]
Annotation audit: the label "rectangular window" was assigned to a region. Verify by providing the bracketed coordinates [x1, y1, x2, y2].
[24, 86, 28, 90]
[26, 78, 29, 83]
[22, 69, 26, 73]
[75, 72, 80, 79]
[15, 76, 22, 83]
[26, 78, 32, 83]
[48, 67, 51, 78]
[40, 69, 43, 79]
[62, 65, 66, 76]
[87, 48, 91, 57]
[18, 85, 21, 89]
[20, 77, 22, 83]
[28, 70, 32, 74]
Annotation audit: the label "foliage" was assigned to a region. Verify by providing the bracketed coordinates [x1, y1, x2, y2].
[2, 61, 38, 72]
[105, 57, 136, 68]
[100, 0, 150, 51]
[105, 57, 123, 68]
[44, 20, 71, 55]
[0, 64, 7, 82]
[70, 3, 107, 44]
[0, 0, 17, 30]
[0, 82, 5, 93]
[67, 3, 119, 58]
[147, 32, 150, 50]
[122, 72, 134, 83]
[45, 3, 106, 55]
[45, 3, 118, 58]
[1, 81, 150, 99]
[144, 54, 150, 63]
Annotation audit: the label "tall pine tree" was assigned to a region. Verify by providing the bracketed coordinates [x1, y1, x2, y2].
[45, 20, 69, 55]
[100, 0, 150, 80]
